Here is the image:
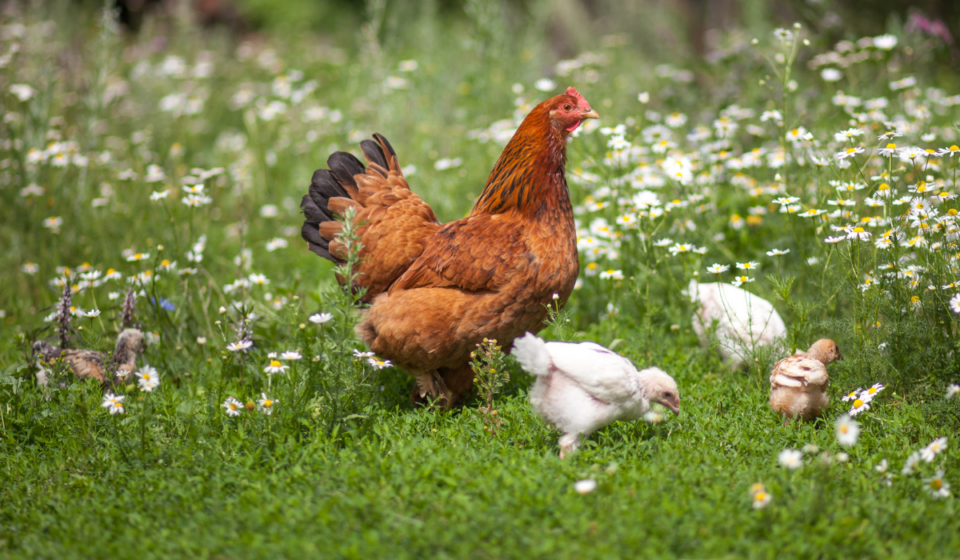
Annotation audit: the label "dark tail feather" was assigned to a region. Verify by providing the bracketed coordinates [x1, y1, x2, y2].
[302, 134, 399, 265]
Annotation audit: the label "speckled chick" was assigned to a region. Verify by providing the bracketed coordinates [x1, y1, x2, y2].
[769, 339, 842, 421]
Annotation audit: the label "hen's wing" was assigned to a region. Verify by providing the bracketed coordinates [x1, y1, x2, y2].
[301, 134, 442, 302]
[543, 341, 639, 405]
[770, 356, 828, 389]
[390, 214, 533, 293]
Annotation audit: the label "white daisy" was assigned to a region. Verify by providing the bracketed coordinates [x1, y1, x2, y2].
[223, 396, 243, 417]
[836, 414, 860, 447]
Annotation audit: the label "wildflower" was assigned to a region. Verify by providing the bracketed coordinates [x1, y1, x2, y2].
[367, 357, 393, 370]
[873, 34, 898, 50]
[947, 384, 960, 399]
[799, 209, 825, 218]
[751, 487, 772, 509]
[264, 360, 289, 375]
[127, 253, 150, 262]
[938, 145, 960, 157]
[902, 452, 921, 475]
[533, 78, 557, 92]
[223, 397, 243, 417]
[824, 236, 845, 244]
[43, 216, 63, 232]
[197, 337, 207, 345]
[836, 146, 864, 160]
[731, 276, 754, 287]
[802, 444, 820, 454]
[846, 226, 872, 241]
[842, 388, 863, 402]
[150, 190, 170, 201]
[84, 309, 101, 318]
[574, 479, 597, 494]
[353, 349, 375, 359]
[949, 293, 960, 314]
[879, 143, 899, 157]
[835, 414, 860, 447]
[668, 243, 694, 256]
[309, 312, 333, 324]
[876, 459, 888, 473]
[226, 340, 253, 352]
[921, 437, 947, 462]
[849, 397, 871, 416]
[778, 449, 803, 470]
[653, 238, 673, 248]
[736, 262, 760, 271]
[861, 383, 884, 399]
[135, 366, 160, 392]
[766, 249, 790, 256]
[785, 128, 808, 143]
[821, 68, 842, 82]
[265, 238, 288, 251]
[924, 470, 951, 498]
[248, 273, 269, 286]
[643, 410, 663, 423]
[707, 264, 729, 274]
[834, 128, 865, 142]
[599, 269, 624, 280]
[9, 84, 36, 102]
[99, 392, 125, 415]
[257, 393, 277, 415]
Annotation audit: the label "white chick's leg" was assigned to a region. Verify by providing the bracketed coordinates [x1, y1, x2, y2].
[558, 433, 580, 459]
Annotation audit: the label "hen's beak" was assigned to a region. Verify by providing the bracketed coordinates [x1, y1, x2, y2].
[658, 399, 680, 416]
[582, 109, 600, 120]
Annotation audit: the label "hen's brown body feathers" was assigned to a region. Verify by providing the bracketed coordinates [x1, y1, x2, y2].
[302, 89, 595, 406]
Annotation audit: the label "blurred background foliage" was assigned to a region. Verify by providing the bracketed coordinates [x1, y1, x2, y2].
[100, 0, 959, 65]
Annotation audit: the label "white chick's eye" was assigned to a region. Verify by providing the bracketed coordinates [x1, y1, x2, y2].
[664, 392, 673, 399]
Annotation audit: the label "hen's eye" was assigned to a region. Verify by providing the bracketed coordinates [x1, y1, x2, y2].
[563, 104, 572, 111]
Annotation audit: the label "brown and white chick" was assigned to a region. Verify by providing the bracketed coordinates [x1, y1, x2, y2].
[34, 328, 145, 388]
[769, 338, 842, 422]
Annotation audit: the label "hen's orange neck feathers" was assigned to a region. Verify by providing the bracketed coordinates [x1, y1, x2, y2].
[471, 94, 578, 218]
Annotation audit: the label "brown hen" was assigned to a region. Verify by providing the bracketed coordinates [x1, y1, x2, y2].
[301, 87, 598, 406]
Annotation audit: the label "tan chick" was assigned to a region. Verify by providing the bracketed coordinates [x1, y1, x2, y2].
[34, 328, 145, 388]
[769, 339, 842, 422]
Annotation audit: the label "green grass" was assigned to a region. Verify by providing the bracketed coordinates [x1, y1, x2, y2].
[1, 2, 960, 558]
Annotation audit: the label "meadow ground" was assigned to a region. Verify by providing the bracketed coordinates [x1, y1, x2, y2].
[1, 2, 960, 558]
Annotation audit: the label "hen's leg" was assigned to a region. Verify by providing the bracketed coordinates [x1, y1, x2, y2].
[437, 364, 475, 408]
[411, 370, 450, 407]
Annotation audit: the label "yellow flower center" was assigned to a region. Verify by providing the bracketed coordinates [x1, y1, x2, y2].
[840, 425, 848, 434]
[911, 296, 919, 303]
[950, 145, 959, 152]
[134, 253, 142, 259]
[263, 400, 272, 408]
[868, 387, 877, 394]
[269, 360, 282, 368]
[878, 183, 889, 191]
[161, 259, 170, 266]
[885, 143, 897, 150]
[853, 399, 864, 408]
[931, 479, 943, 490]
[846, 148, 857, 154]
[853, 227, 865, 233]
[755, 492, 767, 501]
[106, 268, 116, 275]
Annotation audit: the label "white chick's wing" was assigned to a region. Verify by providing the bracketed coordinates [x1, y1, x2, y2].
[543, 341, 639, 405]
[770, 356, 828, 388]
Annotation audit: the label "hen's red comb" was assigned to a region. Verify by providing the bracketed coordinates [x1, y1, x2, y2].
[565, 86, 585, 102]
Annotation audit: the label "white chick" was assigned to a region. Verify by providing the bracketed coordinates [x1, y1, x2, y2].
[512, 332, 680, 458]
[688, 280, 787, 368]
[769, 339, 842, 422]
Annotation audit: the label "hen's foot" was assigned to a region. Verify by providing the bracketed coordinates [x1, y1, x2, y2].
[412, 371, 453, 408]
